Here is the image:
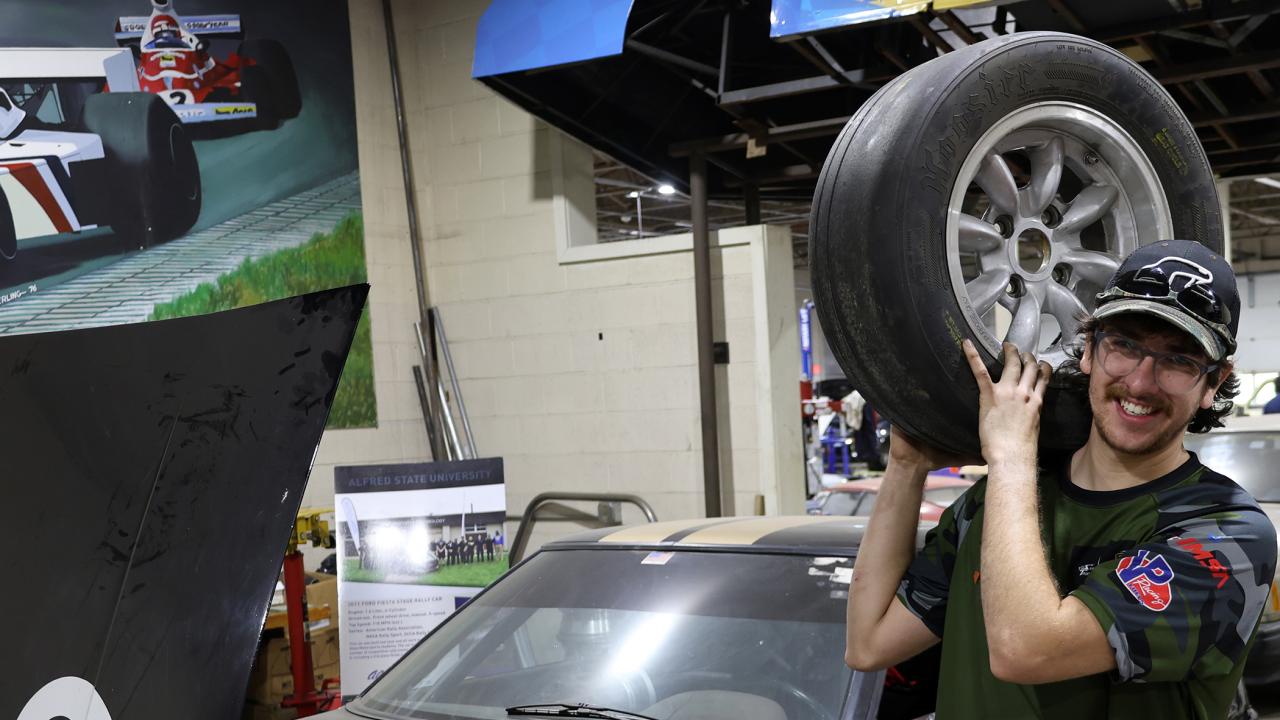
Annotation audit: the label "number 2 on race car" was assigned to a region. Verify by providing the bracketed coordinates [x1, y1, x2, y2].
[165, 89, 193, 105]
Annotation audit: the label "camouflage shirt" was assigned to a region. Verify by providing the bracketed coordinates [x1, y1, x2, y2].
[897, 453, 1276, 720]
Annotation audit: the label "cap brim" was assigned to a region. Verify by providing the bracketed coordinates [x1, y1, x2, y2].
[1094, 299, 1227, 361]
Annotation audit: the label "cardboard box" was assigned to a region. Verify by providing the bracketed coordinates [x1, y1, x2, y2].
[246, 626, 341, 706]
[242, 700, 298, 720]
[305, 572, 339, 630]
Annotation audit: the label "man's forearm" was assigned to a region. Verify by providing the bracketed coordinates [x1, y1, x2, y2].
[979, 456, 1067, 669]
[845, 457, 929, 667]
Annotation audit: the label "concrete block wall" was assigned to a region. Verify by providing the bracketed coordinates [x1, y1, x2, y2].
[304, 0, 803, 553]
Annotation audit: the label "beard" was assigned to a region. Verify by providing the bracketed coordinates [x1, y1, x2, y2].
[1092, 382, 1197, 457]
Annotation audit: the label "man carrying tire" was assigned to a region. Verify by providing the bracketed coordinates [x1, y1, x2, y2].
[844, 240, 1277, 719]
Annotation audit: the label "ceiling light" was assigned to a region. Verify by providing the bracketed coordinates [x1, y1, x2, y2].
[1255, 177, 1280, 190]
[627, 191, 640, 199]
[657, 184, 676, 195]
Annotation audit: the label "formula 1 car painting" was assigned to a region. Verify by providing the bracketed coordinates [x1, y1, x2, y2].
[0, 48, 201, 259]
[114, 0, 302, 132]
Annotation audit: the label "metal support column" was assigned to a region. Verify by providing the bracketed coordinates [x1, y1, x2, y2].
[744, 183, 761, 225]
[383, 0, 447, 461]
[691, 152, 721, 518]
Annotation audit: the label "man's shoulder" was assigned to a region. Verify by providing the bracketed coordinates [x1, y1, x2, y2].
[1154, 463, 1274, 540]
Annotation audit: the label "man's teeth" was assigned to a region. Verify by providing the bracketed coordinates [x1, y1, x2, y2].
[1120, 399, 1153, 416]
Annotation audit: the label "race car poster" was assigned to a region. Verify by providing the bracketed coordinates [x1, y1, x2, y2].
[0, 0, 376, 428]
[335, 458, 508, 695]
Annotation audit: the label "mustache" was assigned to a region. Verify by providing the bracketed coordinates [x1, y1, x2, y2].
[1104, 383, 1165, 411]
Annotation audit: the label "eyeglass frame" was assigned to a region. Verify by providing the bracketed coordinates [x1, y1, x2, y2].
[1091, 330, 1221, 394]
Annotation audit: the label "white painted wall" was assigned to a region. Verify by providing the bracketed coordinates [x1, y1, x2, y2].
[302, 0, 804, 560]
[1234, 272, 1280, 374]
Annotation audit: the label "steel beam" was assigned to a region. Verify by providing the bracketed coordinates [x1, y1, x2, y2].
[1190, 100, 1280, 128]
[719, 70, 883, 105]
[670, 115, 851, 156]
[907, 15, 954, 53]
[937, 10, 985, 45]
[626, 39, 720, 78]
[1153, 48, 1280, 84]
[1097, 0, 1280, 43]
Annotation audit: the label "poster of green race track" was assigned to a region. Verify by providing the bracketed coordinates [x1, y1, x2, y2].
[0, 0, 375, 428]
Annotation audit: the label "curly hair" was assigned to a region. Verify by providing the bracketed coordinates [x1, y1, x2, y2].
[1053, 315, 1239, 433]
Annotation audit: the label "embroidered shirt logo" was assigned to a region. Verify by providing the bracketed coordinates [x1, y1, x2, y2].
[1115, 550, 1174, 611]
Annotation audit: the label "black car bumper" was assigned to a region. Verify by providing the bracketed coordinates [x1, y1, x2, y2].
[1245, 619, 1280, 686]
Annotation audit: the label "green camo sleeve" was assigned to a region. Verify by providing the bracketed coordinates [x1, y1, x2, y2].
[1071, 507, 1277, 683]
[896, 479, 983, 637]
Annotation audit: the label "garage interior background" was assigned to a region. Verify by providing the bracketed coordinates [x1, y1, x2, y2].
[322, 0, 1280, 558]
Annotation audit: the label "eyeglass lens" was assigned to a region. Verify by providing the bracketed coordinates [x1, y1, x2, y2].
[1098, 335, 1204, 393]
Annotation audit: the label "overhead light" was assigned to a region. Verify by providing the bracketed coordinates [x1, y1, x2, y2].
[626, 191, 640, 199]
[657, 184, 676, 195]
[1255, 178, 1280, 190]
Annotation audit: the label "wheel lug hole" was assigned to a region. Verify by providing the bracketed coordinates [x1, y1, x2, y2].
[995, 215, 1014, 238]
[1006, 275, 1026, 298]
[1041, 206, 1061, 228]
[1051, 263, 1071, 284]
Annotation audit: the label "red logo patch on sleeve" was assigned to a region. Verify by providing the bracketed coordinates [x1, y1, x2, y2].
[1115, 550, 1174, 611]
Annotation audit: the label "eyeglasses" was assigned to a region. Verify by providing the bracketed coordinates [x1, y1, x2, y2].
[1093, 331, 1218, 394]
[1096, 265, 1233, 338]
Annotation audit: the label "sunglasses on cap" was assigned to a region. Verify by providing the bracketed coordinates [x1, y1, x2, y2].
[1096, 263, 1233, 337]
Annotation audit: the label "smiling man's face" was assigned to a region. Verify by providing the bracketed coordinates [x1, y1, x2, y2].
[1080, 315, 1223, 457]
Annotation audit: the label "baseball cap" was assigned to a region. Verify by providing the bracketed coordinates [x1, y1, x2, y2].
[1093, 240, 1239, 361]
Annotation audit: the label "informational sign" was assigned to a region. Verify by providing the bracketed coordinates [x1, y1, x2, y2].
[334, 458, 507, 697]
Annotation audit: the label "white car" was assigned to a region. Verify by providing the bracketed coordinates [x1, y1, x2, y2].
[1186, 413, 1280, 686]
[0, 48, 200, 259]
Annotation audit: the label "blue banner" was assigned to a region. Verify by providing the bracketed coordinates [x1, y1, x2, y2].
[770, 0, 930, 38]
[799, 300, 814, 381]
[473, 0, 636, 77]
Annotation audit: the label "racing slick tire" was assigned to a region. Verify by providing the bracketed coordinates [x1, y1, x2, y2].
[238, 39, 302, 127]
[0, 185, 15, 260]
[81, 92, 201, 248]
[809, 32, 1222, 458]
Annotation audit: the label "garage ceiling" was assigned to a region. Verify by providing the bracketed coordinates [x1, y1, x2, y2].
[478, 0, 1280, 269]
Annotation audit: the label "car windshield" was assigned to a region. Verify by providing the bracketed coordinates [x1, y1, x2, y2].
[1186, 430, 1280, 502]
[352, 548, 855, 720]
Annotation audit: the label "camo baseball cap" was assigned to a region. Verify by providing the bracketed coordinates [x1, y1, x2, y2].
[1094, 240, 1239, 361]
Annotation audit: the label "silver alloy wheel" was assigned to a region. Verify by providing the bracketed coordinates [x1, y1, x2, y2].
[946, 101, 1173, 368]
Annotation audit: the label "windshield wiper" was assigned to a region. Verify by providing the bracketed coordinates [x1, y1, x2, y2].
[505, 702, 659, 720]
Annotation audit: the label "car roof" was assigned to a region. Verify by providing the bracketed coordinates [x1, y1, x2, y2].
[544, 515, 932, 556]
[1203, 413, 1280, 433]
[826, 474, 974, 493]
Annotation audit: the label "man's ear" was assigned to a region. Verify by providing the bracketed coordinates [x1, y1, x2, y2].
[1080, 338, 1093, 375]
[1201, 360, 1233, 410]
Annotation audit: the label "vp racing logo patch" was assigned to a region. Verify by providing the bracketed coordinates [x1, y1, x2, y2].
[1116, 550, 1174, 611]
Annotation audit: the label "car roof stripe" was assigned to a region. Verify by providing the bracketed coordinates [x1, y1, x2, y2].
[597, 518, 738, 544]
[676, 516, 848, 545]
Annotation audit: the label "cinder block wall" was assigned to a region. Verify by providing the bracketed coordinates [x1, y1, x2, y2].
[305, 0, 802, 545]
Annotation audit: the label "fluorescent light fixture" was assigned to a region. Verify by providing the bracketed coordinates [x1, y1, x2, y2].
[657, 184, 676, 195]
[1254, 177, 1280, 190]
[626, 191, 640, 199]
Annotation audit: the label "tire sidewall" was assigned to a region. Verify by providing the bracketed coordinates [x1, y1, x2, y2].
[82, 93, 201, 245]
